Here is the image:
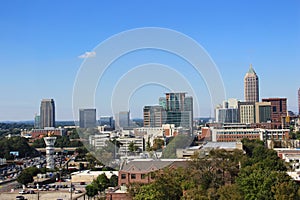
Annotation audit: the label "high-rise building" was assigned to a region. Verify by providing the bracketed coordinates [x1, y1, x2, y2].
[99, 116, 114, 129]
[34, 114, 40, 129]
[40, 99, 55, 128]
[262, 98, 287, 125]
[159, 97, 167, 110]
[244, 65, 259, 103]
[163, 92, 193, 131]
[116, 111, 130, 129]
[238, 102, 255, 124]
[143, 105, 166, 127]
[215, 98, 239, 123]
[79, 108, 97, 128]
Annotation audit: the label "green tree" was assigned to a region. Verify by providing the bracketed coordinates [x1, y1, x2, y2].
[17, 167, 41, 186]
[131, 168, 183, 200]
[217, 184, 243, 200]
[272, 181, 300, 200]
[95, 173, 110, 192]
[0, 137, 39, 159]
[86, 183, 98, 200]
[152, 138, 164, 151]
[109, 174, 118, 187]
[128, 141, 139, 152]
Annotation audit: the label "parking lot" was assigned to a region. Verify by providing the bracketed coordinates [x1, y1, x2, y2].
[0, 190, 85, 200]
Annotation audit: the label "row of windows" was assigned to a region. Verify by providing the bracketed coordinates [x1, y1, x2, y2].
[218, 135, 259, 139]
[121, 173, 149, 180]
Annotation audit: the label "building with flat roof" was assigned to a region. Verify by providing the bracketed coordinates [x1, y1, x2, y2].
[238, 102, 255, 124]
[143, 105, 166, 127]
[79, 108, 97, 128]
[255, 102, 272, 123]
[99, 116, 115, 129]
[116, 111, 130, 129]
[40, 99, 55, 128]
[211, 127, 289, 142]
[262, 98, 287, 128]
[163, 92, 193, 131]
[71, 170, 118, 184]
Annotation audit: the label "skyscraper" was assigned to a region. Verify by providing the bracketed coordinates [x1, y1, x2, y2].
[99, 116, 114, 129]
[143, 105, 166, 127]
[79, 108, 97, 128]
[164, 92, 193, 131]
[34, 114, 40, 129]
[116, 111, 130, 129]
[40, 99, 55, 128]
[244, 64, 259, 102]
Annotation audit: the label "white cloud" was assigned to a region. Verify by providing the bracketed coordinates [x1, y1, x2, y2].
[78, 51, 96, 59]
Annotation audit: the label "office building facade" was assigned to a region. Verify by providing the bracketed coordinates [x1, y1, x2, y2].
[262, 98, 287, 125]
[143, 105, 166, 127]
[79, 108, 97, 128]
[244, 65, 259, 103]
[215, 98, 239, 123]
[40, 99, 55, 128]
[34, 114, 40, 129]
[164, 92, 193, 131]
[116, 111, 130, 129]
[238, 102, 255, 124]
[255, 102, 272, 123]
[99, 116, 114, 129]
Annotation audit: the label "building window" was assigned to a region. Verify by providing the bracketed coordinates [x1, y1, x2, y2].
[141, 174, 146, 179]
[131, 174, 136, 179]
[121, 174, 126, 179]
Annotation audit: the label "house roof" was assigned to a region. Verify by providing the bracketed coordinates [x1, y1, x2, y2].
[120, 159, 188, 172]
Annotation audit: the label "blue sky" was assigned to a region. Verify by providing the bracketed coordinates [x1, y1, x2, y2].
[0, 0, 299, 121]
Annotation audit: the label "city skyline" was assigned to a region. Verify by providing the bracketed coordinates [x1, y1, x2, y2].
[0, 1, 299, 121]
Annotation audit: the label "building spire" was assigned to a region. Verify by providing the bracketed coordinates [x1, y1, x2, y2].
[248, 64, 256, 74]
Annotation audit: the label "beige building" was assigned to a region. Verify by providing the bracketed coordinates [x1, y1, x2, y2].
[255, 102, 272, 123]
[244, 65, 259, 103]
[238, 102, 255, 124]
[71, 170, 118, 183]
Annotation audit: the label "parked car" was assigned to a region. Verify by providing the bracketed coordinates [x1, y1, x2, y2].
[18, 190, 28, 194]
[16, 196, 26, 200]
[74, 190, 82, 194]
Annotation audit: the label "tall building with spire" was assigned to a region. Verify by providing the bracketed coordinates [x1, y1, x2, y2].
[244, 64, 259, 103]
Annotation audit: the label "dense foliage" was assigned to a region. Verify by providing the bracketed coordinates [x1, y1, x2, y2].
[17, 166, 44, 186]
[0, 123, 33, 137]
[129, 139, 300, 200]
[0, 137, 39, 159]
[85, 173, 118, 199]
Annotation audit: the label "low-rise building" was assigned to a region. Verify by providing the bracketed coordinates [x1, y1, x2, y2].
[30, 127, 65, 139]
[71, 170, 118, 184]
[118, 159, 188, 186]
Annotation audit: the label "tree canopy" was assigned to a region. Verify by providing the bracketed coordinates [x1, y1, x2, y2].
[0, 137, 39, 159]
[129, 139, 300, 200]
